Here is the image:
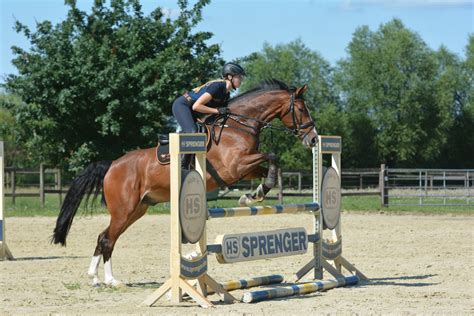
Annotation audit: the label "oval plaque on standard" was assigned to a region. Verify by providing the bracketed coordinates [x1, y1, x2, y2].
[179, 170, 207, 244]
[321, 167, 341, 230]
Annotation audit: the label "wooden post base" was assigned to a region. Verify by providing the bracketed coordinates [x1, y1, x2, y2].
[142, 273, 236, 308]
[0, 242, 14, 261]
[294, 256, 367, 282]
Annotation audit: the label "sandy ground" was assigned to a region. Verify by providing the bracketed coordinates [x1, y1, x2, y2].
[1, 211, 473, 315]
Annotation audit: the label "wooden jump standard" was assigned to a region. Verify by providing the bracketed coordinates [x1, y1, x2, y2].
[0, 141, 14, 261]
[143, 134, 366, 308]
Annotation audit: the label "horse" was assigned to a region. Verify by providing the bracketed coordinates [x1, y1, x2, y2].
[52, 79, 318, 287]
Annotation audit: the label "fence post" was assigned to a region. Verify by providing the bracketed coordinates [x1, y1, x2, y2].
[298, 172, 302, 192]
[40, 163, 45, 208]
[11, 170, 16, 205]
[58, 168, 62, 206]
[380, 164, 388, 207]
[277, 168, 283, 204]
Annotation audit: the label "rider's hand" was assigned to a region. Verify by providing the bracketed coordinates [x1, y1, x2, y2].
[218, 107, 230, 115]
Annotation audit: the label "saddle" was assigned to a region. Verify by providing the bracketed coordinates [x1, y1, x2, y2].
[156, 114, 227, 164]
[156, 124, 210, 164]
[155, 115, 229, 188]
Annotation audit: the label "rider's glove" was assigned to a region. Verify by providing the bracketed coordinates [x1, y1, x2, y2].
[218, 107, 230, 115]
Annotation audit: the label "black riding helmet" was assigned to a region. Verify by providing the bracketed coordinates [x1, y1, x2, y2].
[221, 62, 246, 78]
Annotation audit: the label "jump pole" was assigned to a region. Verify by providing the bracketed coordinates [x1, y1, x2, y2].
[0, 141, 14, 260]
[187, 274, 284, 296]
[242, 275, 359, 303]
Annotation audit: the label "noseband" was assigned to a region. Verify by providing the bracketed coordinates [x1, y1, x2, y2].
[281, 93, 315, 137]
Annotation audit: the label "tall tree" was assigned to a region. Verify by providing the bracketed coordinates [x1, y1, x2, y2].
[239, 40, 343, 170]
[0, 94, 25, 166]
[439, 35, 474, 167]
[336, 19, 456, 167]
[3, 0, 221, 171]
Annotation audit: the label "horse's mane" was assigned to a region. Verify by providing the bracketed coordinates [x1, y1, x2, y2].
[229, 79, 292, 105]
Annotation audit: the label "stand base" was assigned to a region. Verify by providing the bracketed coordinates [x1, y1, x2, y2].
[142, 273, 236, 308]
[0, 242, 14, 261]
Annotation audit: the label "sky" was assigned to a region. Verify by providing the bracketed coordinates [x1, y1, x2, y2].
[1, 0, 473, 84]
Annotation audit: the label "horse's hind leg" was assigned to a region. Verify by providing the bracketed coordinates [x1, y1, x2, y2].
[88, 199, 148, 287]
[88, 241, 104, 286]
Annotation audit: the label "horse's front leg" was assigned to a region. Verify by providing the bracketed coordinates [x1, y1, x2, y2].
[237, 153, 278, 206]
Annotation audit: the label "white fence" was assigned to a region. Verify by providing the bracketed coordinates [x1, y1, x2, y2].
[380, 165, 473, 207]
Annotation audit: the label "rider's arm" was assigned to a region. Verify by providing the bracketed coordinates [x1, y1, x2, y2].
[192, 92, 219, 114]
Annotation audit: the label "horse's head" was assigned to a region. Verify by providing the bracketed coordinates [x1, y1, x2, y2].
[279, 85, 318, 148]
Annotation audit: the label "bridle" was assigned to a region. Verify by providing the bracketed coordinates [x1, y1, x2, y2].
[280, 92, 316, 137]
[205, 91, 316, 144]
[228, 92, 315, 135]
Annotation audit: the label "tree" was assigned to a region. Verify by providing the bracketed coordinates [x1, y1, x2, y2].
[336, 19, 457, 167]
[239, 40, 344, 170]
[3, 0, 221, 171]
[0, 94, 22, 166]
[439, 35, 474, 167]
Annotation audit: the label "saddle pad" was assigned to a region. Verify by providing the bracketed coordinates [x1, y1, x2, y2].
[156, 144, 170, 164]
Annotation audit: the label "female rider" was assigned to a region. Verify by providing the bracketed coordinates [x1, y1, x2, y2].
[172, 62, 246, 169]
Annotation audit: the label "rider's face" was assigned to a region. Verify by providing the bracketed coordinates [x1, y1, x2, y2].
[232, 75, 243, 88]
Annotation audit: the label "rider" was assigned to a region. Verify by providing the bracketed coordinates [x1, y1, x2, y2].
[172, 62, 246, 169]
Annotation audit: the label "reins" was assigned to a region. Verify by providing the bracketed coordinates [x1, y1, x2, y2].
[203, 91, 315, 144]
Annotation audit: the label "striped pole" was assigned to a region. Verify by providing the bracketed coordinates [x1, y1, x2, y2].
[241, 275, 359, 303]
[208, 203, 319, 219]
[207, 274, 284, 295]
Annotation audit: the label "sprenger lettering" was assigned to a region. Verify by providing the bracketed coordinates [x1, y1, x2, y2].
[241, 231, 307, 257]
[219, 228, 308, 263]
[184, 140, 205, 147]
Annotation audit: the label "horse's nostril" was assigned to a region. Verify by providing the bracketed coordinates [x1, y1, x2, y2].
[311, 137, 316, 144]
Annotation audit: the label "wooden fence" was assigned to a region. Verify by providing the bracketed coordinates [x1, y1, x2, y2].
[4, 164, 471, 208]
[4, 164, 67, 207]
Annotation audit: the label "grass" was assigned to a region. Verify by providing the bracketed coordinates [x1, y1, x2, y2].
[62, 282, 81, 290]
[3, 192, 473, 217]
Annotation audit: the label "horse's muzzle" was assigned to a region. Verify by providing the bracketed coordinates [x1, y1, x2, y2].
[302, 128, 318, 148]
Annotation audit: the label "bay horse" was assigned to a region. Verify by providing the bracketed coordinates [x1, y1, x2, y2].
[52, 79, 318, 286]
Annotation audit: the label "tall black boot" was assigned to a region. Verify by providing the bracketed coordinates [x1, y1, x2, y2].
[181, 154, 191, 170]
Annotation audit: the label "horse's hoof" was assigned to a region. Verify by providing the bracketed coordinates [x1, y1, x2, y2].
[91, 278, 103, 287]
[239, 194, 253, 206]
[105, 278, 126, 288]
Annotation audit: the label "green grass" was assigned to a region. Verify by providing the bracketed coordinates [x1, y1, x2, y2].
[3, 193, 473, 217]
[341, 195, 473, 214]
[62, 282, 81, 290]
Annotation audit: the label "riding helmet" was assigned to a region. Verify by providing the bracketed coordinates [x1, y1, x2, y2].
[222, 62, 246, 78]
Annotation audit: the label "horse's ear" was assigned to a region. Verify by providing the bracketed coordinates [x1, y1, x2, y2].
[295, 84, 308, 98]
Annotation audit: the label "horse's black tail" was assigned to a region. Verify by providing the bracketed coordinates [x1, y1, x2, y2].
[52, 160, 112, 246]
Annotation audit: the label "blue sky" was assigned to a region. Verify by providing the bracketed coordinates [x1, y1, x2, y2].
[1, 0, 473, 84]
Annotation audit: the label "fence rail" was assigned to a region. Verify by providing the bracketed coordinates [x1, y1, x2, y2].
[3, 163, 473, 208]
[3, 164, 65, 207]
[380, 165, 473, 207]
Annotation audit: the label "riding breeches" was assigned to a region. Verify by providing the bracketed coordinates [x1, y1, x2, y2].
[172, 96, 197, 133]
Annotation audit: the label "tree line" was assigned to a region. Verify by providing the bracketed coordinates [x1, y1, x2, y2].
[1, 0, 473, 172]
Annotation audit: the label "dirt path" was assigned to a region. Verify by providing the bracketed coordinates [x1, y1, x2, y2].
[1, 212, 473, 315]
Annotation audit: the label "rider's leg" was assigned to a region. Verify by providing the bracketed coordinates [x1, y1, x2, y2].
[172, 97, 198, 170]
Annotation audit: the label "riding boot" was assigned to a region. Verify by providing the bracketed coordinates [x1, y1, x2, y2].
[180, 154, 191, 171]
